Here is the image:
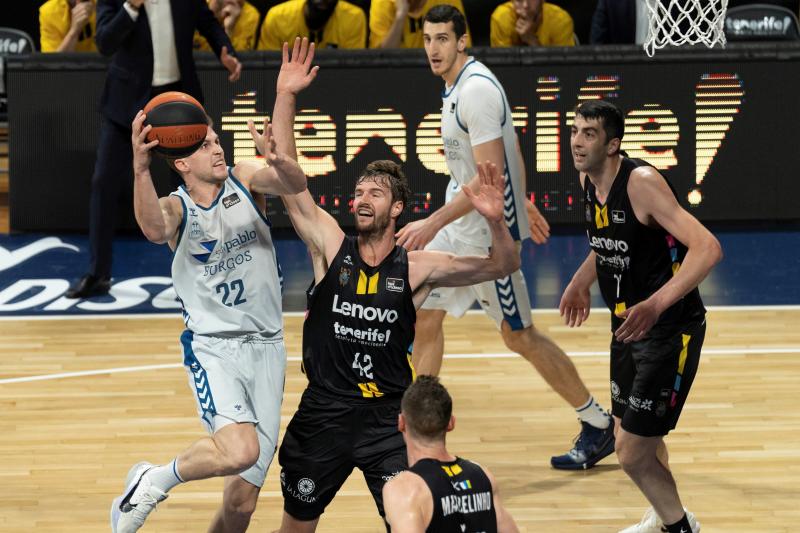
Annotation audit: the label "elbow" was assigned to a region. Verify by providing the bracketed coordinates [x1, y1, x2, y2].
[495, 254, 521, 279]
[709, 236, 723, 266]
[139, 224, 168, 244]
[143, 230, 166, 244]
[95, 35, 115, 56]
[289, 180, 308, 195]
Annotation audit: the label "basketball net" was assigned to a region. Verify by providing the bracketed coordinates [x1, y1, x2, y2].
[644, 0, 729, 57]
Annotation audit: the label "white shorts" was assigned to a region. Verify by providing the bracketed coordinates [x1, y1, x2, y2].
[180, 330, 287, 488]
[421, 228, 533, 331]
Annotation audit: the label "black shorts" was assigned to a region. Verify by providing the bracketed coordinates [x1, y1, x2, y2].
[610, 319, 706, 437]
[278, 387, 407, 521]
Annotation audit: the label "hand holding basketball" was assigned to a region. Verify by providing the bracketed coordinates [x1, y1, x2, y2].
[132, 111, 159, 175]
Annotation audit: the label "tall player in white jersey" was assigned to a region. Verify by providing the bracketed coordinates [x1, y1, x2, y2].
[396, 4, 615, 470]
[110, 106, 310, 533]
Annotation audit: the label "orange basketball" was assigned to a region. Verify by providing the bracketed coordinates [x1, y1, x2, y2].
[143, 91, 208, 158]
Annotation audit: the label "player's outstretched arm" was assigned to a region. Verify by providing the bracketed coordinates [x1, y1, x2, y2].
[483, 467, 520, 533]
[615, 167, 723, 343]
[269, 38, 343, 271]
[560, 251, 597, 327]
[396, 138, 505, 251]
[131, 111, 182, 247]
[382, 472, 430, 533]
[409, 161, 520, 293]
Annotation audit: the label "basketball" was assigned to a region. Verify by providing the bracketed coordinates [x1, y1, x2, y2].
[143, 91, 208, 158]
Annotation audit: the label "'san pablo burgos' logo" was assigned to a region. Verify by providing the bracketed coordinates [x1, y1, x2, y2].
[194, 229, 258, 276]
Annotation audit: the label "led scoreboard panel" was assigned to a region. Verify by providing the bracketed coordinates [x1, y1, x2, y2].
[8, 46, 800, 232]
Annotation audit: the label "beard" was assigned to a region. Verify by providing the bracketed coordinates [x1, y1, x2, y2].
[304, 0, 338, 30]
[355, 209, 391, 241]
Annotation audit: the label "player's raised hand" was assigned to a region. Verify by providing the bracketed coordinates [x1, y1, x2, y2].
[247, 116, 276, 158]
[559, 280, 590, 327]
[525, 198, 550, 244]
[220, 46, 242, 82]
[131, 110, 159, 175]
[277, 37, 320, 96]
[248, 117, 297, 169]
[463, 161, 504, 223]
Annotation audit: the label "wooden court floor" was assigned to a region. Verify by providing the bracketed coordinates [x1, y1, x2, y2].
[1, 308, 799, 532]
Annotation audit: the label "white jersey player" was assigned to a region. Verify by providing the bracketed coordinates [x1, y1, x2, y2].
[396, 4, 617, 471]
[110, 110, 309, 533]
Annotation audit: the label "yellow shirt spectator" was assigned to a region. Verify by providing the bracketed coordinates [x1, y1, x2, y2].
[369, 0, 471, 48]
[491, 1, 575, 47]
[258, 0, 366, 50]
[194, 0, 260, 51]
[39, 0, 97, 53]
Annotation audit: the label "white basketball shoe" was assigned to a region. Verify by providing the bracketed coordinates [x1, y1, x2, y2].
[110, 462, 168, 533]
[619, 507, 700, 533]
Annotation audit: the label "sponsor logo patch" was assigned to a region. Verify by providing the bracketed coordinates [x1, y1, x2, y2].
[222, 193, 241, 208]
[386, 277, 404, 292]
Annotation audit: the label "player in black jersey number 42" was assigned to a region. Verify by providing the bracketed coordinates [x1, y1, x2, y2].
[383, 376, 518, 533]
[562, 100, 722, 533]
[254, 38, 522, 532]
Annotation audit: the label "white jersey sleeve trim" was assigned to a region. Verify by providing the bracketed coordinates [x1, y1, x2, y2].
[227, 167, 272, 228]
[170, 192, 188, 252]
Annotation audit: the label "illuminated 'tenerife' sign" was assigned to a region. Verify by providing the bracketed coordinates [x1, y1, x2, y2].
[220, 73, 743, 209]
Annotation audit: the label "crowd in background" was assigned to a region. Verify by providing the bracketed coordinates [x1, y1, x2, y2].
[36, 0, 800, 56]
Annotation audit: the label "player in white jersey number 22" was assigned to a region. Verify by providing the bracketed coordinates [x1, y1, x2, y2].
[110, 106, 308, 532]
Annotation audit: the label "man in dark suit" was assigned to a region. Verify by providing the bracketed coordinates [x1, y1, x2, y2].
[589, 0, 637, 44]
[67, 0, 242, 298]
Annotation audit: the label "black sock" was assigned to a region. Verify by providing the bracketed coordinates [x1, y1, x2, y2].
[663, 514, 692, 533]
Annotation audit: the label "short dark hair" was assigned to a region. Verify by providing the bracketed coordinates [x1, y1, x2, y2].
[575, 100, 625, 146]
[423, 5, 468, 39]
[356, 160, 411, 215]
[401, 375, 453, 442]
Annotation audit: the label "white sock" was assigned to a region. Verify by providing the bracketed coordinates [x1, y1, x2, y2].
[146, 458, 184, 493]
[576, 396, 610, 429]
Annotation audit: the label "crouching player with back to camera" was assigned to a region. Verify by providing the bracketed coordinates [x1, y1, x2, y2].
[110, 105, 308, 532]
[562, 99, 722, 533]
[382, 375, 519, 533]
[254, 36, 522, 532]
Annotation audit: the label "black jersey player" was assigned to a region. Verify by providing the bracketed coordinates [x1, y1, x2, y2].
[561, 100, 722, 533]
[382, 376, 518, 533]
[254, 38, 522, 532]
